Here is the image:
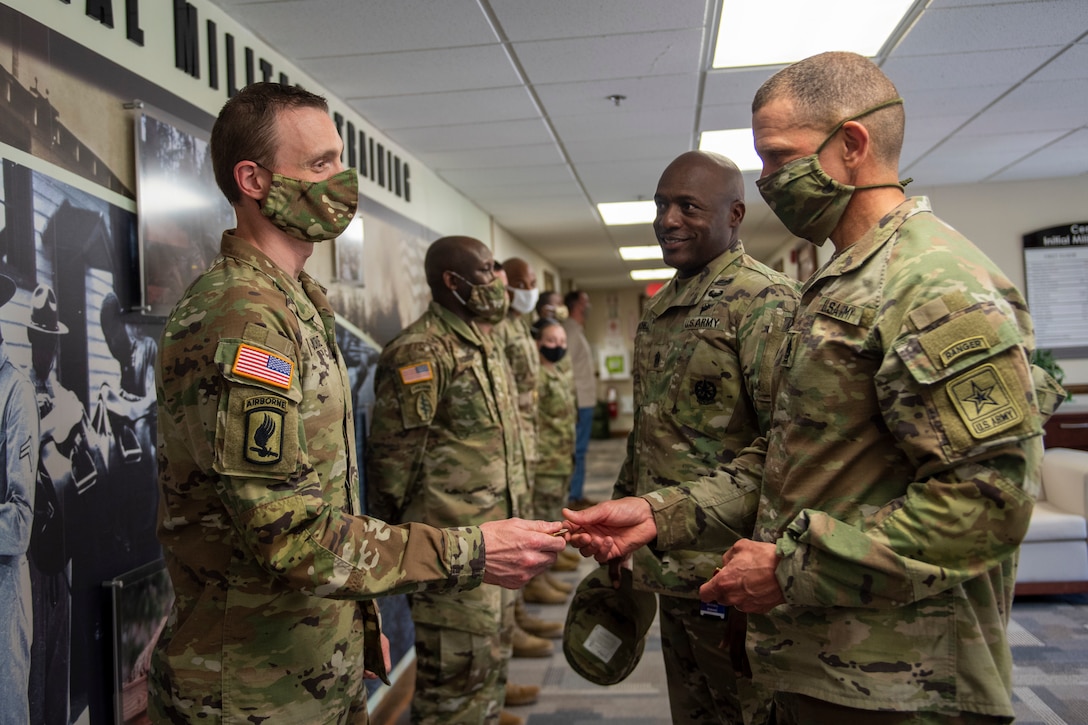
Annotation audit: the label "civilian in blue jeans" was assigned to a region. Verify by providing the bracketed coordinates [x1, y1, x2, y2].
[561, 290, 596, 508]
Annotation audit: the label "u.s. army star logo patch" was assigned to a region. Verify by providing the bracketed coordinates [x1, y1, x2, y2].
[244, 397, 287, 465]
[947, 363, 1023, 439]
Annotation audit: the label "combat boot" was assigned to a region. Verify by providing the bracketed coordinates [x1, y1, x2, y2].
[522, 574, 568, 605]
[550, 548, 580, 572]
[512, 623, 554, 657]
[515, 598, 563, 639]
[499, 711, 524, 725]
[542, 571, 573, 594]
[504, 682, 540, 706]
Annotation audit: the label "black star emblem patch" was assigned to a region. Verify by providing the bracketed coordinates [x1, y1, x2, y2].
[947, 363, 1023, 440]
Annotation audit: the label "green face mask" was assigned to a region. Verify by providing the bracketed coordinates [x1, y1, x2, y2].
[450, 273, 509, 324]
[260, 166, 359, 242]
[756, 98, 905, 246]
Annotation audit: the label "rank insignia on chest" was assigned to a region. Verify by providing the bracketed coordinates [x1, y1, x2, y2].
[243, 397, 286, 464]
[233, 344, 294, 389]
[693, 379, 717, 404]
[399, 361, 434, 384]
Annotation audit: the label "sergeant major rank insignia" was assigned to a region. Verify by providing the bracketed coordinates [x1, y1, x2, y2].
[244, 396, 287, 464]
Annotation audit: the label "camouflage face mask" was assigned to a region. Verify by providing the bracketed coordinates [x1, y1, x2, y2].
[756, 98, 905, 247]
[260, 167, 359, 242]
[450, 273, 509, 324]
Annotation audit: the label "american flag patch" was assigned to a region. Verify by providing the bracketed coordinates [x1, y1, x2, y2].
[399, 362, 434, 385]
[233, 344, 294, 389]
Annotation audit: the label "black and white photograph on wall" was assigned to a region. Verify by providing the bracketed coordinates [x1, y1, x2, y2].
[133, 105, 234, 316]
[335, 216, 366, 286]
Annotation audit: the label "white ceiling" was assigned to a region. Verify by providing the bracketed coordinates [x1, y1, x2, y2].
[210, 0, 1088, 289]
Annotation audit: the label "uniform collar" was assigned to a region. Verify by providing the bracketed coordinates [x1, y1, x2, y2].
[648, 242, 746, 316]
[220, 231, 322, 322]
[805, 197, 932, 292]
[429, 300, 486, 346]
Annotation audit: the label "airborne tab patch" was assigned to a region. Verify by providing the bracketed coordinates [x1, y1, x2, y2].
[947, 363, 1024, 439]
[233, 344, 293, 389]
[243, 396, 286, 465]
[399, 362, 434, 385]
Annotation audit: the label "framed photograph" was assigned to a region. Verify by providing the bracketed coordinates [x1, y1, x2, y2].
[795, 242, 818, 281]
[334, 217, 366, 286]
[104, 559, 174, 725]
[133, 103, 233, 316]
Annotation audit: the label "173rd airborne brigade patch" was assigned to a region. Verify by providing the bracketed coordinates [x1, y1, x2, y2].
[231, 344, 294, 466]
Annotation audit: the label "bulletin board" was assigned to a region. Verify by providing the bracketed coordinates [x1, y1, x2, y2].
[1023, 222, 1088, 359]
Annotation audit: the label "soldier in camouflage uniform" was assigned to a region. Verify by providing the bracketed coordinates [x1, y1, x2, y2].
[366, 236, 533, 725]
[567, 52, 1065, 725]
[530, 318, 576, 523]
[611, 151, 797, 725]
[151, 83, 564, 725]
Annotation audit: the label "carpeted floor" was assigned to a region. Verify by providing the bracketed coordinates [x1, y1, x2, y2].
[503, 436, 1088, 724]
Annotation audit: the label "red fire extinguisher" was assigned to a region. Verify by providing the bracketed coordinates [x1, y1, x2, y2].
[606, 386, 618, 419]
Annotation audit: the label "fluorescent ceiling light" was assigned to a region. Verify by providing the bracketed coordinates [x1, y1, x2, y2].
[713, 0, 918, 69]
[598, 201, 655, 226]
[698, 129, 762, 171]
[630, 267, 675, 281]
[619, 245, 663, 261]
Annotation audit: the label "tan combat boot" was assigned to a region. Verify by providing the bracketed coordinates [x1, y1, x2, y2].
[511, 623, 554, 657]
[515, 597, 563, 639]
[504, 682, 540, 706]
[522, 574, 567, 605]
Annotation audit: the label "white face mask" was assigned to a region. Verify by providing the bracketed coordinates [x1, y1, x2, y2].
[508, 287, 540, 315]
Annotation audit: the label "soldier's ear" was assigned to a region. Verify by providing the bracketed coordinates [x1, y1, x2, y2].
[235, 160, 268, 202]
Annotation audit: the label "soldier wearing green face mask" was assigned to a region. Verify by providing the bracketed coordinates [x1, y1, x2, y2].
[368, 236, 542, 725]
[566, 51, 1065, 725]
[152, 84, 565, 725]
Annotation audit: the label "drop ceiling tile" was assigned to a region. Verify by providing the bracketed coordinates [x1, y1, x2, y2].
[306, 45, 520, 99]
[491, 0, 707, 41]
[467, 182, 583, 202]
[564, 134, 693, 164]
[883, 47, 1064, 92]
[905, 130, 1069, 185]
[549, 108, 693, 143]
[990, 129, 1088, 181]
[512, 29, 705, 84]
[351, 87, 539, 130]
[900, 85, 1008, 119]
[900, 114, 975, 168]
[534, 74, 699, 116]
[422, 144, 566, 171]
[388, 118, 554, 153]
[699, 103, 756, 132]
[958, 79, 1088, 135]
[702, 68, 778, 105]
[578, 158, 678, 201]
[893, 1, 1088, 56]
[223, 0, 492, 57]
[440, 164, 577, 189]
[1029, 42, 1088, 82]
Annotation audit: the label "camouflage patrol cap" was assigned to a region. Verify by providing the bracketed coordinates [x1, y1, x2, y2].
[563, 564, 657, 685]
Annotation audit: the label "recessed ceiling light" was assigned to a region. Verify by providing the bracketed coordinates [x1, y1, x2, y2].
[713, 0, 920, 69]
[698, 129, 762, 171]
[630, 267, 675, 281]
[598, 201, 655, 226]
[619, 245, 663, 261]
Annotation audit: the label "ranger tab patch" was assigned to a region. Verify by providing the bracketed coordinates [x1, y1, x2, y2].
[244, 396, 286, 464]
[233, 344, 293, 389]
[947, 363, 1024, 439]
[400, 362, 434, 384]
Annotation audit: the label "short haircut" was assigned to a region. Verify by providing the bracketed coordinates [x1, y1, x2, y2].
[210, 82, 329, 204]
[531, 317, 562, 340]
[563, 290, 584, 310]
[752, 51, 905, 167]
[536, 289, 560, 316]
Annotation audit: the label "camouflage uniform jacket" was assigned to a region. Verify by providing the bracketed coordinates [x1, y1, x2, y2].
[494, 312, 539, 468]
[614, 246, 797, 596]
[535, 359, 576, 478]
[151, 233, 485, 724]
[367, 301, 528, 634]
[648, 198, 1064, 717]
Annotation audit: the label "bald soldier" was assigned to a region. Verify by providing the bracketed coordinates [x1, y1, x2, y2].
[152, 84, 564, 725]
[367, 237, 538, 725]
[608, 150, 797, 725]
[567, 52, 1064, 725]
